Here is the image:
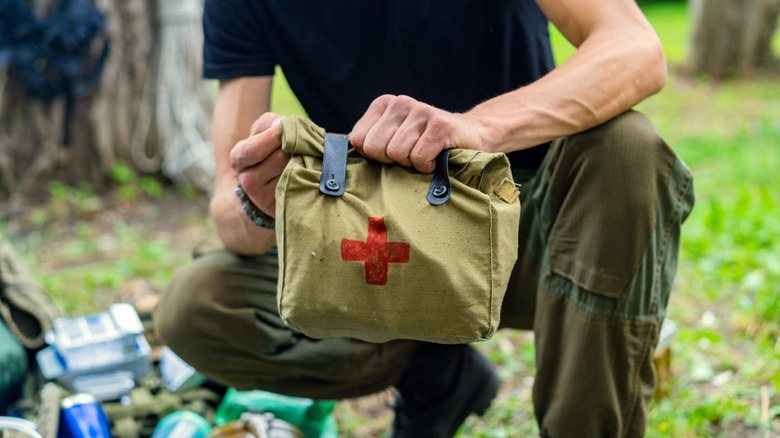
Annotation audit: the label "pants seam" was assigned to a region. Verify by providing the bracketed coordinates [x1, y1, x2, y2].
[651, 169, 693, 317]
[623, 321, 656, 438]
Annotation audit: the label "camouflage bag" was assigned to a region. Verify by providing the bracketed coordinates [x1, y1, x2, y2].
[273, 116, 521, 344]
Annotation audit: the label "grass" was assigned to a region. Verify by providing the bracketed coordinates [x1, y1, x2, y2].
[3, 1, 780, 436]
[2, 167, 208, 316]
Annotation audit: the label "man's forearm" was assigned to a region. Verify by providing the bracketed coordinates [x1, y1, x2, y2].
[209, 76, 275, 255]
[468, 24, 666, 154]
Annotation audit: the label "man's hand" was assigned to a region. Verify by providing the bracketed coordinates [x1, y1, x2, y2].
[230, 112, 289, 218]
[350, 95, 487, 173]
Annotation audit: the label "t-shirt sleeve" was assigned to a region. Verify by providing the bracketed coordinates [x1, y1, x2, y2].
[202, 0, 276, 79]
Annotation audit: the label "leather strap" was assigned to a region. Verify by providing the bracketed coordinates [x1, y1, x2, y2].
[427, 149, 452, 205]
[319, 134, 348, 197]
[319, 135, 452, 206]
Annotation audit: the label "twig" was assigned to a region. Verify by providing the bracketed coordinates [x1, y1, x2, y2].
[760, 384, 769, 438]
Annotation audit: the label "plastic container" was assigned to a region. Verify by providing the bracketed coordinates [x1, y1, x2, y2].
[214, 389, 338, 438]
[35, 304, 152, 401]
[0, 417, 43, 438]
[151, 411, 212, 438]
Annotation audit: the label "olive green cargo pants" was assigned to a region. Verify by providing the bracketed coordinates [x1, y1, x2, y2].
[155, 110, 694, 437]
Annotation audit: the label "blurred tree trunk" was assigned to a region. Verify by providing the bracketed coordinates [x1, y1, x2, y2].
[0, 0, 158, 211]
[689, 0, 780, 78]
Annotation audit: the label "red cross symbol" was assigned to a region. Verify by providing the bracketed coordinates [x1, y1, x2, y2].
[341, 217, 410, 286]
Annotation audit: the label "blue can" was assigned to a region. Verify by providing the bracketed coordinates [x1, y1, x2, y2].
[58, 393, 113, 438]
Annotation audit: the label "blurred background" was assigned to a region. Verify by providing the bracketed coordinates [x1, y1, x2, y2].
[1, 0, 779, 436]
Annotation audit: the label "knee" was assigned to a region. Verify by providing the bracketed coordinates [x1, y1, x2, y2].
[565, 110, 675, 182]
[551, 111, 678, 211]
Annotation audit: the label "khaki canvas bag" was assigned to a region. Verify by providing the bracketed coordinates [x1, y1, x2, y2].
[0, 236, 62, 349]
[275, 116, 521, 344]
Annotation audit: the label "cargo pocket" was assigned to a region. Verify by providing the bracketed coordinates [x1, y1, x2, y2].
[544, 111, 677, 300]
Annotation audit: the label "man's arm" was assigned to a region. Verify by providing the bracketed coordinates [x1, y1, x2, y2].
[232, 0, 666, 215]
[350, 0, 666, 172]
[469, 0, 666, 152]
[210, 76, 278, 255]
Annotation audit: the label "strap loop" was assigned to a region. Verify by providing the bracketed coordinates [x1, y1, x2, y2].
[319, 134, 348, 197]
[427, 149, 451, 205]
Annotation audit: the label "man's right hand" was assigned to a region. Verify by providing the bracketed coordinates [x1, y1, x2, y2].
[230, 112, 290, 218]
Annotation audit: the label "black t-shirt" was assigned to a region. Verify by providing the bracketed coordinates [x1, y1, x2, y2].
[203, 0, 555, 169]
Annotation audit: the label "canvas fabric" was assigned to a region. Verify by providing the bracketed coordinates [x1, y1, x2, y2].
[274, 116, 521, 344]
[0, 236, 62, 349]
[155, 110, 694, 436]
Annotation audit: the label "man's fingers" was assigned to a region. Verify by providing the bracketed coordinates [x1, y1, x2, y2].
[353, 95, 426, 164]
[230, 112, 289, 217]
[360, 110, 407, 164]
[237, 148, 290, 188]
[236, 148, 290, 216]
[409, 116, 452, 173]
[385, 116, 426, 168]
[261, 175, 282, 216]
[350, 95, 392, 148]
[239, 173, 282, 217]
[230, 121, 284, 173]
[249, 112, 284, 136]
[259, 147, 291, 183]
[350, 95, 483, 173]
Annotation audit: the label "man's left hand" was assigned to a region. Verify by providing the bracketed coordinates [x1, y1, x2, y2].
[350, 94, 486, 173]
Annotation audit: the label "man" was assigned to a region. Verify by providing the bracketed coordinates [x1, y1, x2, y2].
[155, 1, 695, 436]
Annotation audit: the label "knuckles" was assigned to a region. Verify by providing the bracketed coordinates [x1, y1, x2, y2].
[425, 113, 450, 134]
[385, 94, 417, 112]
[385, 143, 410, 163]
[250, 112, 284, 136]
[360, 141, 389, 162]
[229, 126, 286, 172]
[409, 148, 436, 173]
[409, 147, 429, 164]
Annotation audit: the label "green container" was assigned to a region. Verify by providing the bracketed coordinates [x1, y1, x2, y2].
[214, 389, 338, 438]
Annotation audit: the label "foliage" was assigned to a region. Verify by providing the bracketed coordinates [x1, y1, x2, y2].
[110, 162, 166, 201]
[3, 172, 208, 316]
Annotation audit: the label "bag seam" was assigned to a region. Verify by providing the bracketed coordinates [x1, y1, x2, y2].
[487, 198, 495, 338]
[278, 117, 301, 318]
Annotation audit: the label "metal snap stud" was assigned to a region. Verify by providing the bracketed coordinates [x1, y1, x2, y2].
[325, 179, 340, 191]
[432, 185, 448, 198]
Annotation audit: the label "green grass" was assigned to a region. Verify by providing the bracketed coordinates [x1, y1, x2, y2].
[4, 1, 780, 436]
[637, 3, 780, 436]
[2, 173, 207, 316]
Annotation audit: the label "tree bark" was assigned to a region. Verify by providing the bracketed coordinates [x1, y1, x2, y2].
[0, 0, 158, 210]
[689, 0, 780, 78]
